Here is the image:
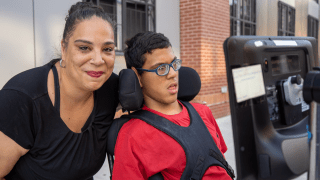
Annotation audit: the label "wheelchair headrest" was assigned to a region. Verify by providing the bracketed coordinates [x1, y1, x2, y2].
[118, 66, 201, 111]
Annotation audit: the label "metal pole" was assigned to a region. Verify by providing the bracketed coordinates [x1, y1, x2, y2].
[309, 101, 317, 180]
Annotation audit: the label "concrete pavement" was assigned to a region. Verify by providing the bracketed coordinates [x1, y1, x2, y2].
[94, 115, 308, 180]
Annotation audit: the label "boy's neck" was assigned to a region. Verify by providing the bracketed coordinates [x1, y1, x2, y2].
[144, 100, 182, 115]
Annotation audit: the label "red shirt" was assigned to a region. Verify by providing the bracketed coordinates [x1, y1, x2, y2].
[112, 102, 232, 180]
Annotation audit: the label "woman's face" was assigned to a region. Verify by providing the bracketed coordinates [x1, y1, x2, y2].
[61, 16, 115, 92]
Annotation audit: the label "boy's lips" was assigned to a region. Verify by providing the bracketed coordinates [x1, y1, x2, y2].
[87, 71, 103, 78]
[168, 83, 178, 94]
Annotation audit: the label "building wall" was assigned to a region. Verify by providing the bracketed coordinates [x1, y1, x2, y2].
[156, 0, 180, 59]
[180, 0, 230, 118]
[0, 0, 35, 88]
[256, 0, 278, 36]
[0, 0, 79, 88]
[33, 0, 79, 66]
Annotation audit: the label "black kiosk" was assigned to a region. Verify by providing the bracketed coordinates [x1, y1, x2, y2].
[223, 36, 318, 180]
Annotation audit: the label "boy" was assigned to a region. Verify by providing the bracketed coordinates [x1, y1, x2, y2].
[112, 32, 233, 180]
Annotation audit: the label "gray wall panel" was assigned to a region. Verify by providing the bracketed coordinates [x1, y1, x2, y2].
[33, 0, 79, 66]
[156, 0, 180, 59]
[0, 0, 35, 88]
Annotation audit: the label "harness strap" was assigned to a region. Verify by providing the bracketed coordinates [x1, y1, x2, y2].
[209, 149, 235, 178]
[124, 101, 235, 179]
[190, 155, 205, 180]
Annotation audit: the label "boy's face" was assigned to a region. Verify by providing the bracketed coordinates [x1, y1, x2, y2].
[138, 47, 179, 107]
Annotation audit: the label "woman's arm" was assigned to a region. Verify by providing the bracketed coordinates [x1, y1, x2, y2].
[0, 131, 28, 178]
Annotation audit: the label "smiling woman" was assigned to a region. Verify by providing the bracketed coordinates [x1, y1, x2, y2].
[0, 2, 119, 180]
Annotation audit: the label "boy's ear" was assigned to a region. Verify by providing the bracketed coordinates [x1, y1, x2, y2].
[131, 67, 143, 88]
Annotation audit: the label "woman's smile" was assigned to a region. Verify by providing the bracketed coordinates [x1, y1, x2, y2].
[86, 71, 104, 78]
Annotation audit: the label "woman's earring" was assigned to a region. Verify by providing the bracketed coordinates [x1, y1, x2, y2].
[101, 59, 105, 63]
[60, 59, 66, 68]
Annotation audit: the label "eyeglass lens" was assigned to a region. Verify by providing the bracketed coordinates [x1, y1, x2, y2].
[157, 59, 181, 75]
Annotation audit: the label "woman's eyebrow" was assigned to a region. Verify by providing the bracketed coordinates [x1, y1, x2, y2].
[104, 42, 115, 45]
[74, 39, 115, 46]
[74, 39, 93, 44]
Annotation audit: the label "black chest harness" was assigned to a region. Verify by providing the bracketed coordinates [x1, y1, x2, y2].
[124, 101, 235, 180]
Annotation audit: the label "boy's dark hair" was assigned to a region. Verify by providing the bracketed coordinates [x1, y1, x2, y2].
[62, 1, 115, 48]
[124, 31, 172, 72]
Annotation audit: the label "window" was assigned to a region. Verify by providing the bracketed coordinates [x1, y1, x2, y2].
[84, 0, 156, 51]
[278, 1, 295, 36]
[230, 0, 256, 36]
[308, 15, 319, 41]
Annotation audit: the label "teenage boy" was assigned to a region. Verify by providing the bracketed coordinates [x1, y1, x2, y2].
[112, 31, 233, 180]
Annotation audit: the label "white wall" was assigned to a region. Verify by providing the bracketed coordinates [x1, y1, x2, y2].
[156, 0, 180, 59]
[0, 0, 35, 88]
[0, 0, 79, 88]
[33, 0, 79, 66]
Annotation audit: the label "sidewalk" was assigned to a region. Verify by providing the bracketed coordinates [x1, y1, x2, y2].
[94, 115, 308, 180]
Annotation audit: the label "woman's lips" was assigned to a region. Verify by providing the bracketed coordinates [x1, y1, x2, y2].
[87, 71, 103, 78]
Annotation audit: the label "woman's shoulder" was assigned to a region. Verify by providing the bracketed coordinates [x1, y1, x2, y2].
[2, 62, 51, 99]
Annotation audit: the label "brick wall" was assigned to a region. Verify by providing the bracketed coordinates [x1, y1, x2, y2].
[180, 0, 230, 118]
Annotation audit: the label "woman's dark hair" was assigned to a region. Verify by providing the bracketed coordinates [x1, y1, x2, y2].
[62, 1, 115, 47]
[124, 31, 172, 72]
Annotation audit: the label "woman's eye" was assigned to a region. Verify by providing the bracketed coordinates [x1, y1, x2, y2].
[103, 47, 114, 52]
[79, 46, 89, 51]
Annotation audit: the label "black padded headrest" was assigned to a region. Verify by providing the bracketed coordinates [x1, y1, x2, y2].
[118, 69, 144, 111]
[118, 66, 201, 111]
[177, 66, 201, 101]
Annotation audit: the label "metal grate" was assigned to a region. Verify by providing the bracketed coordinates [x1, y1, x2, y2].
[84, 0, 156, 51]
[278, 1, 295, 36]
[230, 0, 256, 36]
[308, 15, 319, 41]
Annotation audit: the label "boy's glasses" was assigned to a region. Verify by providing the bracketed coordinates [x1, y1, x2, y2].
[136, 59, 182, 76]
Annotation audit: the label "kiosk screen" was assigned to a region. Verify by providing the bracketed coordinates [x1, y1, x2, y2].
[271, 55, 300, 75]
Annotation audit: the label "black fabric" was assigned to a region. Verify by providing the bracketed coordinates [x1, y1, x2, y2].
[118, 69, 143, 111]
[1, 60, 119, 180]
[124, 101, 235, 180]
[106, 117, 131, 155]
[51, 65, 60, 112]
[177, 67, 201, 102]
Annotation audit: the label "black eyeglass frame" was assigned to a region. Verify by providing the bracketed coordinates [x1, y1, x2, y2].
[136, 59, 182, 76]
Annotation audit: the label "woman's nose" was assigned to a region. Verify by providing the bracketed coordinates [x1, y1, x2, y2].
[90, 53, 105, 65]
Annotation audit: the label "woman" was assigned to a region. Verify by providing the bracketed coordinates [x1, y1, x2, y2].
[0, 2, 118, 180]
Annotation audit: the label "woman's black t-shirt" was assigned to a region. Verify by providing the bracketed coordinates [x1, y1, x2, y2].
[0, 60, 119, 180]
